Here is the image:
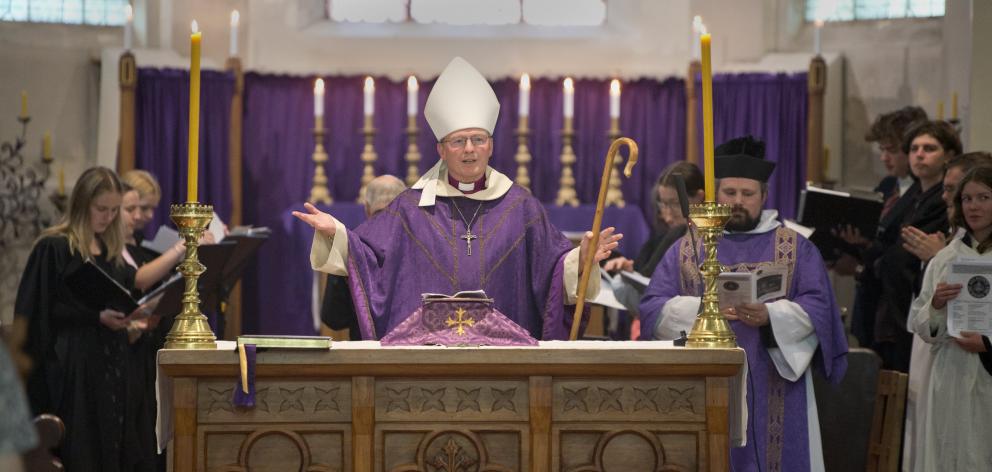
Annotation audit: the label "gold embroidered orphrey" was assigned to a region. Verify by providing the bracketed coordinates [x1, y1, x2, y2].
[446, 308, 476, 336]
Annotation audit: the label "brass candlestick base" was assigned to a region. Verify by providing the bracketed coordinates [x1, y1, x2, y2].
[685, 201, 737, 349]
[404, 115, 421, 186]
[164, 202, 217, 350]
[555, 117, 579, 207]
[309, 116, 333, 205]
[605, 117, 625, 207]
[514, 116, 532, 190]
[357, 115, 378, 202]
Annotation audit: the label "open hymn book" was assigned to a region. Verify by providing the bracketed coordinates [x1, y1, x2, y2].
[716, 266, 788, 310]
[141, 212, 270, 254]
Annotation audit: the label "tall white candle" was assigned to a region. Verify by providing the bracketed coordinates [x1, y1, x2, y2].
[563, 77, 574, 119]
[519, 73, 530, 118]
[230, 10, 240, 57]
[609, 79, 621, 119]
[407, 76, 418, 117]
[691, 15, 702, 61]
[363, 77, 375, 117]
[814, 19, 823, 55]
[124, 4, 133, 50]
[314, 78, 325, 118]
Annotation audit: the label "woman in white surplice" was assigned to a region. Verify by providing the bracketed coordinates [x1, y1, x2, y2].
[908, 165, 992, 471]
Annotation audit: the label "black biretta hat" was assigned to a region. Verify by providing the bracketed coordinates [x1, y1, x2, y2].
[714, 135, 776, 182]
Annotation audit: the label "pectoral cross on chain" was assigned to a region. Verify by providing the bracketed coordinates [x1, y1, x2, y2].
[460, 230, 477, 256]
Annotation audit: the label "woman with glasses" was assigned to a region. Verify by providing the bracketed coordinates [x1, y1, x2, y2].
[602, 161, 703, 338]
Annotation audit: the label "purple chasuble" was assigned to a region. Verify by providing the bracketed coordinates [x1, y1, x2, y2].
[640, 226, 848, 472]
[344, 185, 577, 340]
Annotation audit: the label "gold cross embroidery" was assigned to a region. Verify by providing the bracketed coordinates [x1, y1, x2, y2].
[446, 308, 476, 336]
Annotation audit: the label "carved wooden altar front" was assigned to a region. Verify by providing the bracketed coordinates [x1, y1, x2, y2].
[158, 341, 745, 471]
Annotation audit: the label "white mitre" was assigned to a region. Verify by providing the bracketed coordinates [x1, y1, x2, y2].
[413, 57, 501, 206]
[423, 57, 499, 140]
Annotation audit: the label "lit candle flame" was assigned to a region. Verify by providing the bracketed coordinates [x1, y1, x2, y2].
[231, 10, 240, 27]
[407, 75, 418, 91]
[191, 20, 199, 34]
[520, 73, 530, 91]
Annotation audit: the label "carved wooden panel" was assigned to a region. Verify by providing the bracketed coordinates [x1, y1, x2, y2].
[375, 379, 528, 422]
[553, 426, 702, 472]
[376, 424, 527, 472]
[552, 379, 705, 423]
[197, 380, 351, 423]
[198, 423, 350, 472]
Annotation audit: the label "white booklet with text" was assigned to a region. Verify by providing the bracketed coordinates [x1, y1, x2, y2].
[717, 265, 788, 310]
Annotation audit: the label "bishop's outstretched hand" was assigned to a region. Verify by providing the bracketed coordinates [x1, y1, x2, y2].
[292, 202, 337, 238]
[579, 227, 623, 274]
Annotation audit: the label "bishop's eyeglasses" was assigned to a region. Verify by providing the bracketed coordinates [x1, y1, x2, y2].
[441, 134, 491, 149]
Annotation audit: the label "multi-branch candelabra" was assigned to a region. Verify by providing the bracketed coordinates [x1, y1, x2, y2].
[514, 115, 533, 190]
[0, 114, 59, 250]
[604, 117, 626, 207]
[404, 116, 421, 186]
[309, 116, 333, 205]
[358, 115, 378, 202]
[555, 117, 579, 207]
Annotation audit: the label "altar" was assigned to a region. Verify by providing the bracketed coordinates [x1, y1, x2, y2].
[158, 341, 746, 471]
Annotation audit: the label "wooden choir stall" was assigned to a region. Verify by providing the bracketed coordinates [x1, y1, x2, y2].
[158, 341, 746, 471]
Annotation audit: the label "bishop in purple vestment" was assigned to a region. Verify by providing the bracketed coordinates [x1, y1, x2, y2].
[295, 57, 619, 340]
[640, 136, 848, 472]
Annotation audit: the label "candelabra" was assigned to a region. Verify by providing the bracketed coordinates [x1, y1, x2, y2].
[163, 202, 217, 350]
[604, 117, 625, 207]
[0, 115, 57, 251]
[404, 115, 421, 186]
[514, 116, 533, 190]
[555, 117, 579, 207]
[358, 115, 378, 202]
[685, 201, 737, 349]
[309, 116, 332, 205]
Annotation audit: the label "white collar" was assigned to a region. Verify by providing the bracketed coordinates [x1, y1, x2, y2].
[411, 161, 514, 207]
[724, 209, 781, 235]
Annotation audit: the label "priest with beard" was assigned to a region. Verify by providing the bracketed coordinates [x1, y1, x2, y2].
[639, 136, 848, 472]
[293, 57, 620, 340]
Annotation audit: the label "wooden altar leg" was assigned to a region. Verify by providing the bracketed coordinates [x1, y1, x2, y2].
[530, 376, 552, 472]
[172, 377, 197, 472]
[353, 376, 374, 472]
[706, 377, 730, 472]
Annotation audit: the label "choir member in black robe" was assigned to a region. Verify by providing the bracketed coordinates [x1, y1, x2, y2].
[15, 167, 138, 472]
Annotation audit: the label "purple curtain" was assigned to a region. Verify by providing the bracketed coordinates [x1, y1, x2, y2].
[696, 72, 808, 219]
[134, 68, 234, 232]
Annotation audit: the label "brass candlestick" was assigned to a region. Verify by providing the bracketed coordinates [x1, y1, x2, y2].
[357, 115, 377, 202]
[309, 116, 333, 204]
[514, 115, 532, 190]
[404, 115, 421, 186]
[555, 116, 579, 206]
[685, 201, 737, 349]
[163, 202, 217, 349]
[604, 117, 625, 207]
